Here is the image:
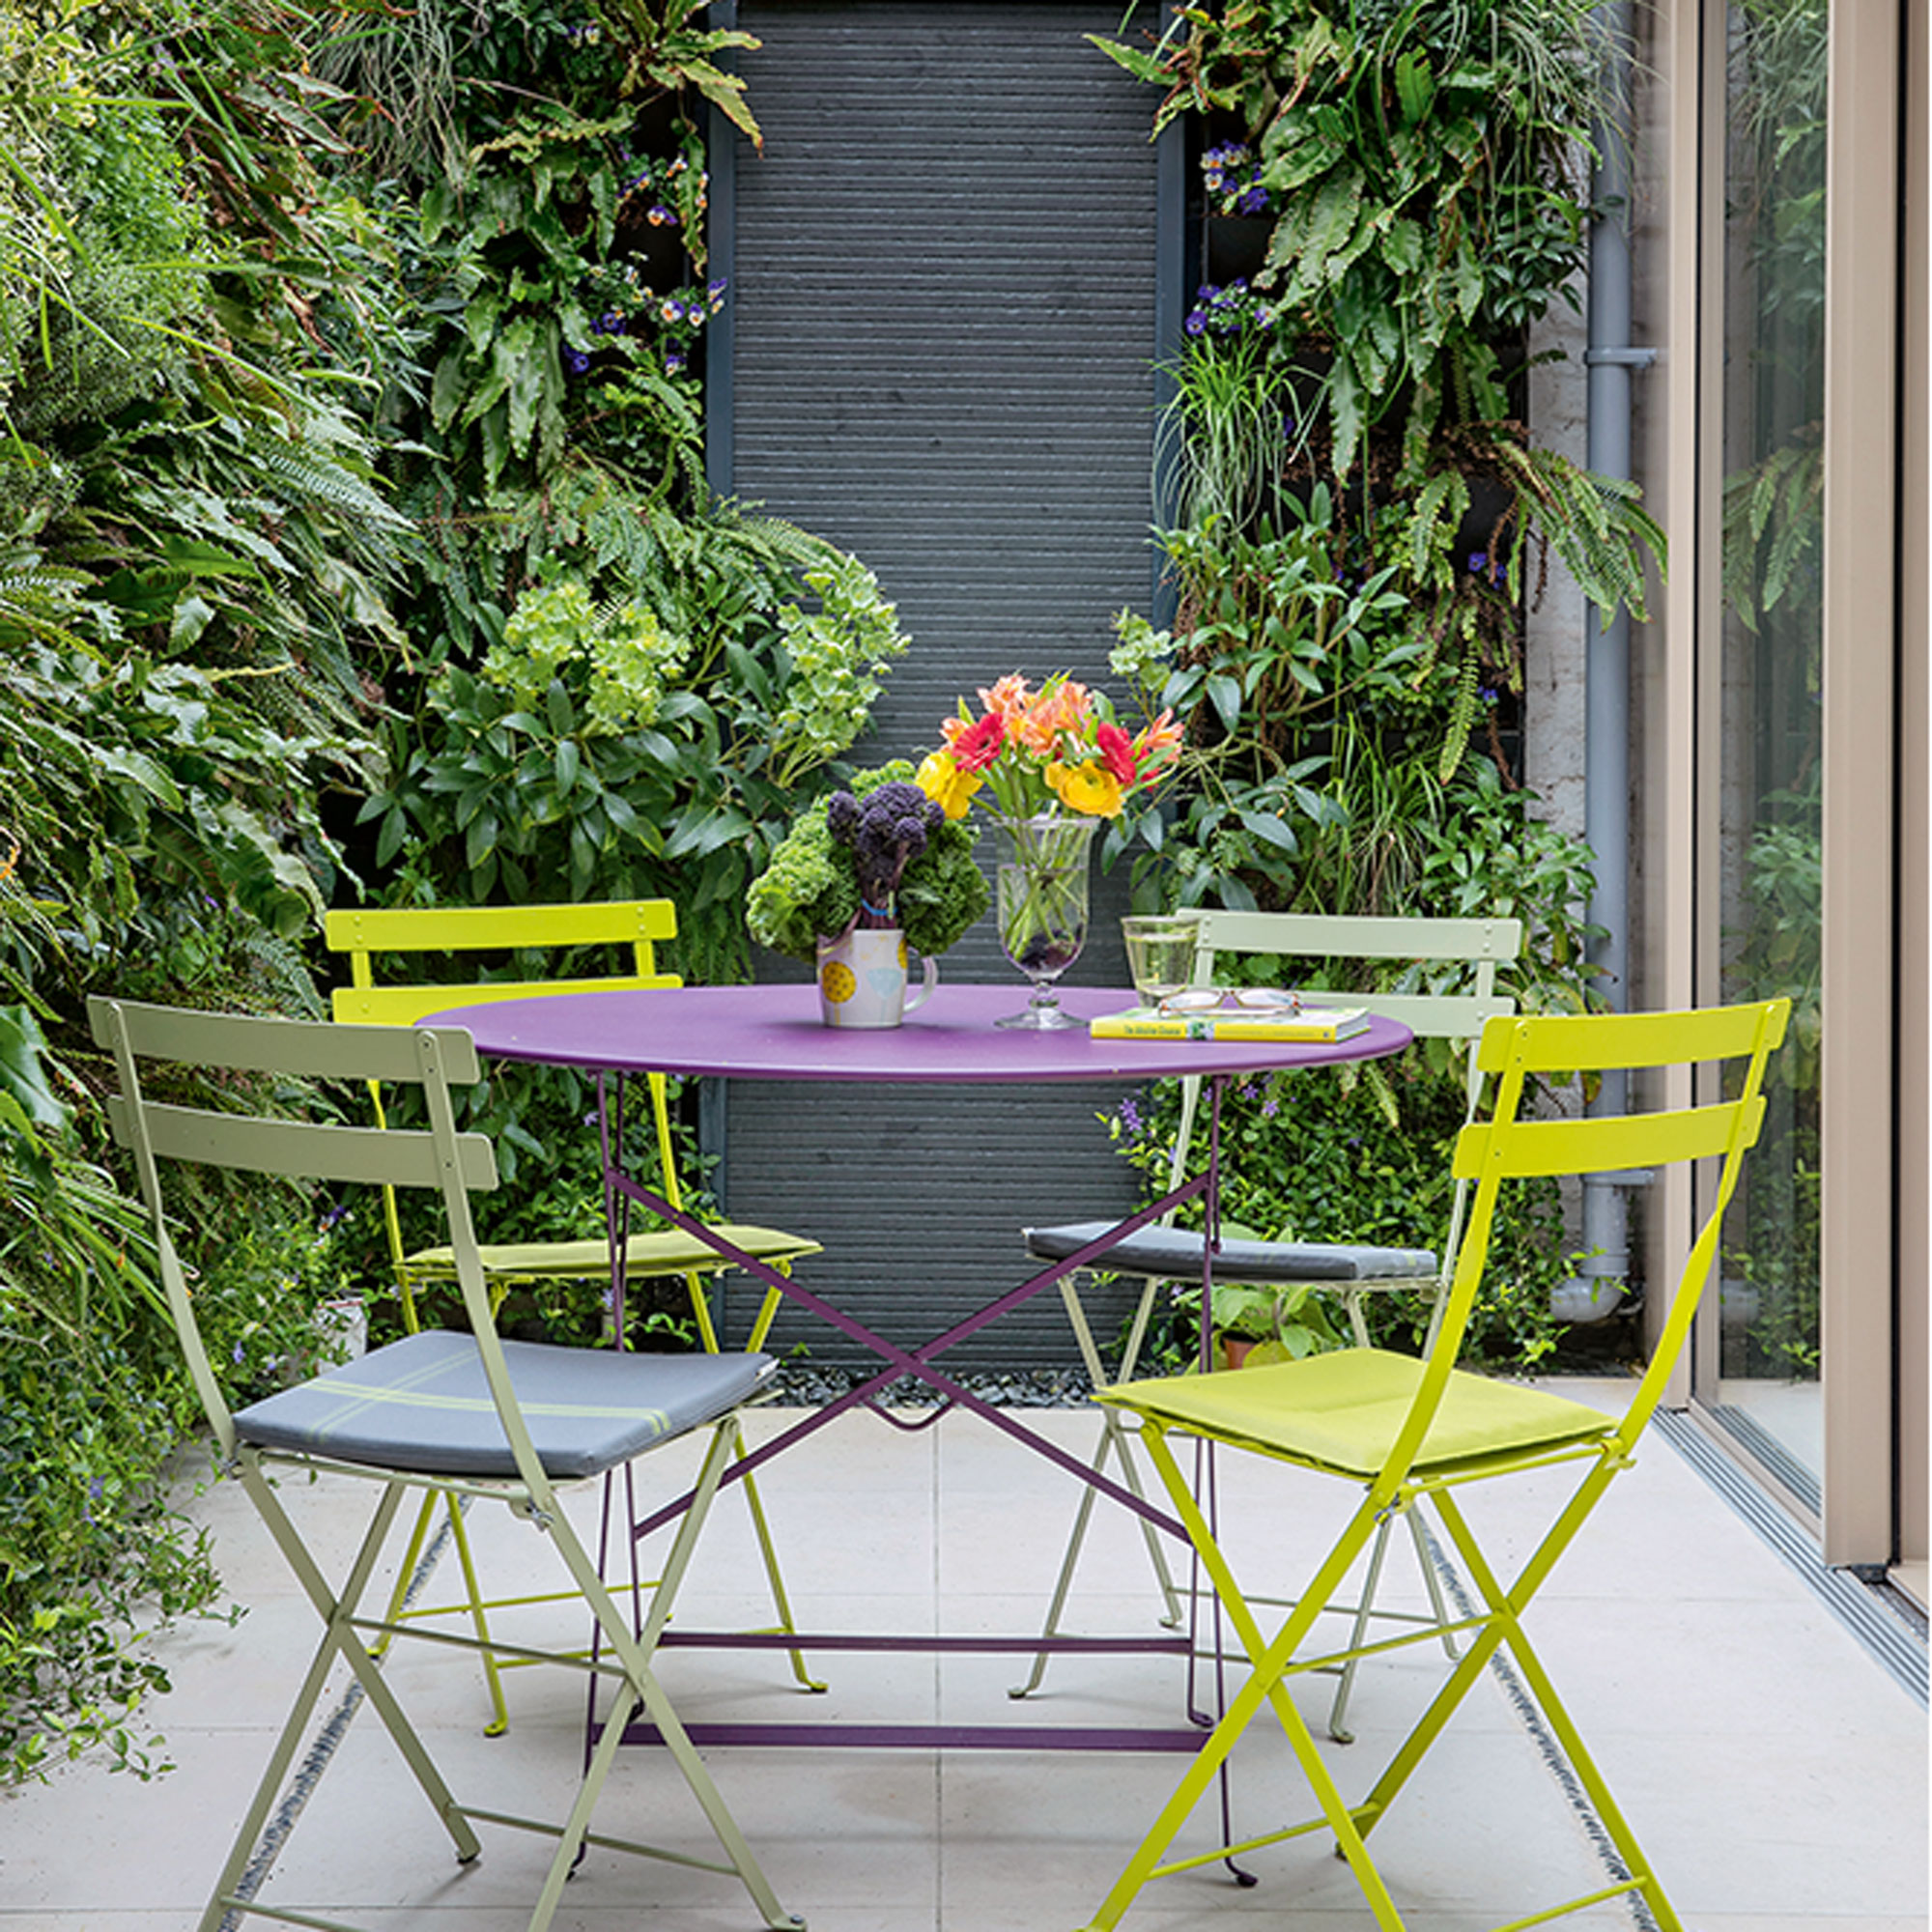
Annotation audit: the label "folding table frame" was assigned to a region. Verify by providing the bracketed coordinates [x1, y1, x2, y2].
[428, 980, 1414, 1760]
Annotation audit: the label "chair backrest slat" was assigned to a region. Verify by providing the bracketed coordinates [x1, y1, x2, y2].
[106, 1095, 496, 1192]
[89, 995, 528, 1479]
[323, 899, 697, 1335]
[90, 999, 481, 1086]
[1314, 991, 1516, 1037]
[1198, 911, 1522, 968]
[325, 900, 676, 957]
[1453, 1097, 1764, 1181]
[1474, 1004, 1776, 1074]
[1396, 997, 1789, 1494]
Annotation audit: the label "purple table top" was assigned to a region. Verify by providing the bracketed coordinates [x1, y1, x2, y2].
[426, 982, 1412, 1085]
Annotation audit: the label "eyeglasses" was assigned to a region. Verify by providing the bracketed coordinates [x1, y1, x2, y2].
[1156, 987, 1303, 1016]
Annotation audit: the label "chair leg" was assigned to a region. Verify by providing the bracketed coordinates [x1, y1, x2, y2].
[241, 1462, 484, 1848]
[196, 1598, 378, 1932]
[371, 1485, 515, 1737]
[1010, 1406, 1183, 1698]
[676, 1270, 823, 1694]
[564, 1419, 801, 1931]
[1350, 1481, 1686, 1932]
[205, 1467, 483, 1930]
[1322, 1499, 1463, 1745]
[732, 1416, 828, 1692]
[1324, 1510, 1398, 1745]
[1014, 1275, 1184, 1700]
[737, 1275, 826, 1692]
[1406, 1497, 1463, 1662]
[1081, 1425, 1403, 1932]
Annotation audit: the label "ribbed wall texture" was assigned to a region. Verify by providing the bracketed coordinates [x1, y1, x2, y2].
[717, 1, 1160, 1363]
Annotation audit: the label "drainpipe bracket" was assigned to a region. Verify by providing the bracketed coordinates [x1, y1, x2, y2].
[1583, 346, 1659, 369]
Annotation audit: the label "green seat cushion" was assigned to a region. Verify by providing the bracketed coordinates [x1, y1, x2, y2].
[234, 1330, 774, 1480]
[402, 1222, 822, 1281]
[1025, 1220, 1435, 1285]
[1098, 1349, 1615, 1479]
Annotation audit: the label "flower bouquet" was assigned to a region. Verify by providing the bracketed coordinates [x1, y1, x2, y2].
[916, 674, 1180, 1028]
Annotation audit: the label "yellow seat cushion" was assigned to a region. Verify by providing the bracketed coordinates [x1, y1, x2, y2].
[403, 1223, 822, 1282]
[1098, 1349, 1615, 1480]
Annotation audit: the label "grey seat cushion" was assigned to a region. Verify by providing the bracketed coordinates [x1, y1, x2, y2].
[1025, 1220, 1436, 1286]
[234, 1330, 773, 1481]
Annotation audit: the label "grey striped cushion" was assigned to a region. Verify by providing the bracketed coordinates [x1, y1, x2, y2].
[1025, 1221, 1436, 1286]
[235, 1330, 772, 1480]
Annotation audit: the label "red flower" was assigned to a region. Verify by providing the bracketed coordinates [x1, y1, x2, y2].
[1094, 721, 1139, 784]
[946, 708, 1007, 772]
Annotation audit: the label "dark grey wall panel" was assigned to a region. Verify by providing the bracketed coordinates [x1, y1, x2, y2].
[716, 1, 1159, 1362]
[716, 1078, 1150, 1369]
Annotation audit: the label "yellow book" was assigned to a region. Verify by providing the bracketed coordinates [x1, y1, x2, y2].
[1089, 1005, 1372, 1043]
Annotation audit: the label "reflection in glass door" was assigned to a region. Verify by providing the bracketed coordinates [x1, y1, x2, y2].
[1709, 0, 1827, 1503]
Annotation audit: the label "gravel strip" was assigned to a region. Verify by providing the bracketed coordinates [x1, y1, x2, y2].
[769, 1364, 1096, 1408]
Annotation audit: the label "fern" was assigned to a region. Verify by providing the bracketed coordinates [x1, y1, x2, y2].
[1439, 624, 1483, 782]
[250, 439, 411, 530]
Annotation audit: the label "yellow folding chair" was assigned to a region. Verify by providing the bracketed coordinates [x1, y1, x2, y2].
[1017, 912, 1520, 1738]
[1079, 997, 1788, 1932]
[326, 899, 825, 1732]
[91, 996, 800, 1932]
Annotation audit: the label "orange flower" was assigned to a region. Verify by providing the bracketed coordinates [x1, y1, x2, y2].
[1009, 678, 1084, 757]
[1040, 678, 1094, 738]
[978, 673, 1032, 718]
[1131, 708, 1183, 769]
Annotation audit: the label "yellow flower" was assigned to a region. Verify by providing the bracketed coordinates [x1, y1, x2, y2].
[917, 750, 982, 820]
[1046, 759, 1122, 817]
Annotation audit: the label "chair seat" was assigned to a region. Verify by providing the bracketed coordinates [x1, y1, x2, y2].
[402, 1223, 823, 1281]
[1099, 1348, 1614, 1480]
[1026, 1220, 1436, 1286]
[235, 1330, 775, 1481]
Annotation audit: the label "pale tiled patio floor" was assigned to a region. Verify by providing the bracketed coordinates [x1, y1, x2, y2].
[2, 1378, 1923, 1930]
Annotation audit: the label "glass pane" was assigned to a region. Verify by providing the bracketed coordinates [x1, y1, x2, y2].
[1713, 0, 1828, 1500]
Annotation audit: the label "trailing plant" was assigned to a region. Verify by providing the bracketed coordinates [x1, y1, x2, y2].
[1100, 0, 1605, 460]
[0, 0, 429, 1784]
[0, 1009, 348, 1785]
[325, 0, 770, 674]
[1112, 0, 1663, 778]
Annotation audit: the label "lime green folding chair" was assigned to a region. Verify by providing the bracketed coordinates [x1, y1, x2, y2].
[1017, 912, 1520, 1740]
[327, 899, 825, 1733]
[91, 996, 801, 1932]
[1076, 997, 1787, 1932]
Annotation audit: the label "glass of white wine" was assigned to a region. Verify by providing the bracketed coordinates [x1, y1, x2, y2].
[1121, 914, 1204, 1009]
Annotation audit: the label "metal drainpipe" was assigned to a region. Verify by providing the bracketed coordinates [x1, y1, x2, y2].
[1557, 0, 1657, 1324]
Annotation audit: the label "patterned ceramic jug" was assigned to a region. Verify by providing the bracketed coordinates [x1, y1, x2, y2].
[815, 925, 938, 1029]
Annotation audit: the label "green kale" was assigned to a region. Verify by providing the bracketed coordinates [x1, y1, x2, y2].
[748, 762, 989, 961]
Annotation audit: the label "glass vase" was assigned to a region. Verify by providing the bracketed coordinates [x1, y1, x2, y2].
[993, 814, 1096, 1030]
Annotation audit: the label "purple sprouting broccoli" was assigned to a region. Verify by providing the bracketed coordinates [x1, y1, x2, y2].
[827, 781, 944, 927]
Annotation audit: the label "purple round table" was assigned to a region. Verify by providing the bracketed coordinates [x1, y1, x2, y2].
[430, 980, 1413, 1086]
[425, 980, 1412, 1757]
